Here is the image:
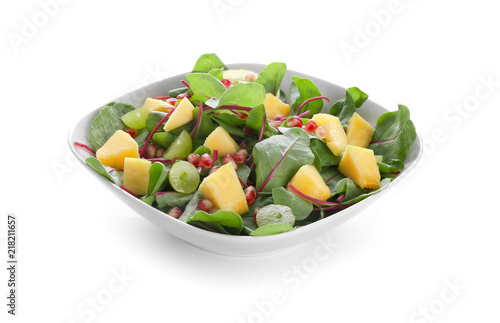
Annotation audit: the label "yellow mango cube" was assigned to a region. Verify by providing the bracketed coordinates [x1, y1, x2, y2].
[311, 113, 347, 156]
[122, 158, 151, 196]
[96, 130, 139, 169]
[338, 145, 380, 189]
[142, 97, 173, 112]
[288, 164, 330, 206]
[163, 97, 194, 131]
[264, 93, 290, 120]
[203, 126, 239, 156]
[346, 112, 375, 148]
[198, 163, 249, 215]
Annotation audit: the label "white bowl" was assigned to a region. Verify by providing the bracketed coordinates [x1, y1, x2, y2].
[68, 63, 423, 257]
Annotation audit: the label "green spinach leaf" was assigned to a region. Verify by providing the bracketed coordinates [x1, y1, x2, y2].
[255, 62, 286, 95]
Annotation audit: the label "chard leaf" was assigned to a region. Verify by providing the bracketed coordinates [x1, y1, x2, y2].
[368, 104, 416, 169]
[250, 223, 294, 236]
[187, 210, 243, 235]
[330, 87, 368, 126]
[289, 76, 323, 117]
[320, 167, 345, 195]
[178, 191, 205, 222]
[340, 178, 392, 204]
[245, 104, 279, 138]
[208, 68, 224, 80]
[335, 178, 366, 201]
[155, 192, 195, 209]
[378, 161, 402, 179]
[168, 87, 189, 98]
[310, 138, 341, 167]
[85, 157, 114, 182]
[185, 73, 226, 102]
[192, 53, 227, 73]
[253, 128, 315, 193]
[147, 162, 170, 196]
[236, 163, 251, 183]
[191, 107, 216, 141]
[85, 157, 123, 186]
[217, 82, 266, 109]
[255, 62, 286, 95]
[88, 102, 135, 151]
[272, 187, 313, 221]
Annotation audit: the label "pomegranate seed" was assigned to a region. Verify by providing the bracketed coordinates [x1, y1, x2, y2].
[245, 73, 257, 82]
[232, 149, 248, 163]
[244, 186, 257, 204]
[145, 143, 158, 158]
[238, 112, 248, 119]
[167, 207, 183, 219]
[209, 165, 221, 175]
[153, 96, 169, 100]
[221, 79, 232, 89]
[315, 124, 331, 139]
[199, 153, 214, 167]
[188, 153, 201, 166]
[272, 114, 284, 121]
[286, 116, 303, 128]
[166, 98, 177, 105]
[305, 120, 318, 133]
[254, 207, 261, 222]
[124, 128, 137, 138]
[269, 120, 284, 129]
[222, 154, 238, 170]
[177, 93, 192, 100]
[156, 148, 165, 158]
[198, 199, 214, 212]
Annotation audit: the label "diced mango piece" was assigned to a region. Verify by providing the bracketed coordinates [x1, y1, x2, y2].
[198, 163, 249, 215]
[338, 145, 380, 189]
[142, 97, 173, 112]
[311, 113, 347, 156]
[346, 112, 375, 148]
[163, 97, 194, 131]
[122, 158, 151, 196]
[264, 93, 290, 120]
[288, 164, 330, 206]
[96, 130, 139, 169]
[203, 126, 239, 156]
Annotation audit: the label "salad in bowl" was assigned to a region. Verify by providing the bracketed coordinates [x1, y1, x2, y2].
[73, 53, 417, 239]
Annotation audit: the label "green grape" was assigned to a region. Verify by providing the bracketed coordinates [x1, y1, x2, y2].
[163, 130, 192, 160]
[255, 204, 295, 227]
[122, 106, 149, 129]
[169, 161, 200, 194]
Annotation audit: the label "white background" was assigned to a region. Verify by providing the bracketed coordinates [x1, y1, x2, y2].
[1, 0, 499, 322]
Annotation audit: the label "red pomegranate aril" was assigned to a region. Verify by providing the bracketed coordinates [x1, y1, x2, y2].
[232, 149, 248, 163]
[245, 73, 257, 82]
[209, 165, 221, 175]
[199, 153, 214, 167]
[253, 207, 261, 222]
[166, 98, 177, 105]
[156, 148, 165, 158]
[238, 112, 248, 119]
[177, 93, 192, 100]
[221, 79, 232, 89]
[315, 124, 331, 139]
[222, 154, 238, 170]
[145, 143, 158, 158]
[305, 120, 318, 133]
[124, 128, 137, 138]
[188, 153, 201, 166]
[167, 207, 183, 219]
[272, 114, 284, 121]
[244, 186, 257, 204]
[286, 116, 303, 128]
[269, 120, 284, 129]
[198, 199, 214, 212]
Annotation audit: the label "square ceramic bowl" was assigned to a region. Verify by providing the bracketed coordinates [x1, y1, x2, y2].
[68, 63, 423, 257]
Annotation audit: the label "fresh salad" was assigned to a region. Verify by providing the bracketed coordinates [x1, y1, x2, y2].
[75, 53, 417, 237]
